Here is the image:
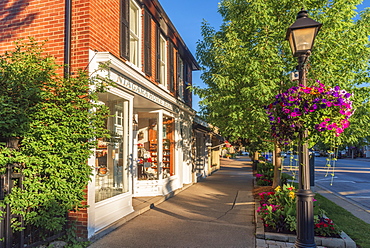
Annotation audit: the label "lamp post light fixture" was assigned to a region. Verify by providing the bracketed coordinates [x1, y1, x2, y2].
[286, 8, 322, 248]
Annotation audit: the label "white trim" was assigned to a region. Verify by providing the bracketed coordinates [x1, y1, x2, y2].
[129, 0, 142, 69]
[159, 34, 167, 87]
[87, 50, 135, 238]
[94, 191, 132, 208]
[92, 52, 195, 115]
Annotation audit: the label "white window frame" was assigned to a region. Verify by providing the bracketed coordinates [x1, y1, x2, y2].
[178, 57, 184, 100]
[129, 1, 141, 68]
[159, 35, 167, 87]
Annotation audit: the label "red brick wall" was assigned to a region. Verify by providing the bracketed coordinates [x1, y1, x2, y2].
[68, 188, 89, 239]
[89, 0, 120, 60]
[71, 0, 90, 72]
[0, 0, 65, 65]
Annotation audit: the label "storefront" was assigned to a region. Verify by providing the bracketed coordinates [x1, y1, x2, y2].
[192, 116, 223, 181]
[87, 76, 135, 235]
[136, 112, 175, 181]
[87, 51, 194, 236]
[133, 110, 180, 196]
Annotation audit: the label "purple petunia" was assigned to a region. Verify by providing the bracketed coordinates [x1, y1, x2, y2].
[266, 81, 353, 145]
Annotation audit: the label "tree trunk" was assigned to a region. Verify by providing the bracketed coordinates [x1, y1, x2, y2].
[6, 137, 20, 150]
[252, 151, 259, 173]
[253, 151, 259, 161]
[272, 141, 282, 188]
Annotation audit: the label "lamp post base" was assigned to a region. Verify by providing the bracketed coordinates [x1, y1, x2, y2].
[295, 189, 316, 248]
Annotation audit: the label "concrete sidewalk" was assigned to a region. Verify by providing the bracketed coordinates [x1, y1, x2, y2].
[89, 157, 256, 248]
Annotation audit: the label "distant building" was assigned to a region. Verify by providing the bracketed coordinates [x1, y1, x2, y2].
[0, 0, 200, 239]
[192, 116, 224, 181]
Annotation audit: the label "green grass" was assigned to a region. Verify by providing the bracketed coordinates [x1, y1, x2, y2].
[315, 193, 370, 248]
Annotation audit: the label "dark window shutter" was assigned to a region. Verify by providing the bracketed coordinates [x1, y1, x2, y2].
[120, 0, 130, 60]
[186, 64, 192, 106]
[176, 53, 180, 97]
[155, 26, 160, 83]
[144, 8, 152, 76]
[168, 41, 174, 92]
[184, 63, 188, 102]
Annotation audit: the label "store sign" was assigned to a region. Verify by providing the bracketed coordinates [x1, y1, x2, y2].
[112, 71, 173, 110]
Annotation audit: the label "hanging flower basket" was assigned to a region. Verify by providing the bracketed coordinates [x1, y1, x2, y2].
[265, 81, 353, 145]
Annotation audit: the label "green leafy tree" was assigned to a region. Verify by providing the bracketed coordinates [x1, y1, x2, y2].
[194, 0, 370, 184]
[0, 39, 110, 238]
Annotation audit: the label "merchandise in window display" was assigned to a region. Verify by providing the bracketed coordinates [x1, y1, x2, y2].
[138, 143, 157, 180]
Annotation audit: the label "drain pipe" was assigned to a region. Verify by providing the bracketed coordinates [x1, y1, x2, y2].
[64, 0, 72, 78]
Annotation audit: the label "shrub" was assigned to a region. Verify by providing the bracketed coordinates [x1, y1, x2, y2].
[0, 39, 110, 240]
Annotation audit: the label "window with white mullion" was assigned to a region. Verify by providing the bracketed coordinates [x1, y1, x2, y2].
[178, 57, 184, 99]
[129, 1, 140, 67]
[159, 35, 167, 87]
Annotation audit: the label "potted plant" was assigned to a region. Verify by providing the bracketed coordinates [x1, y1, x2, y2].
[265, 81, 353, 146]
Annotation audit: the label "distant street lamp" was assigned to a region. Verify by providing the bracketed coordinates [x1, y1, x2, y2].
[286, 8, 322, 248]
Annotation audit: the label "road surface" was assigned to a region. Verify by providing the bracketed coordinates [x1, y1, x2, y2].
[283, 156, 370, 212]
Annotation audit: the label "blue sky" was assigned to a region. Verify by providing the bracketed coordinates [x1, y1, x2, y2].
[159, 0, 370, 113]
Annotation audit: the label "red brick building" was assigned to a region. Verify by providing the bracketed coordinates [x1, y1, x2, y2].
[1, 0, 198, 239]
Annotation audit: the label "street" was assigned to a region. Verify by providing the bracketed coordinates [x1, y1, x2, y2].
[283, 156, 370, 212]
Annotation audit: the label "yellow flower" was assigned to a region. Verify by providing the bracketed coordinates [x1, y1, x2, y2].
[275, 186, 281, 192]
[289, 191, 295, 199]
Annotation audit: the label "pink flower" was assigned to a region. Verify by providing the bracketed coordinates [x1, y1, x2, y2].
[319, 122, 327, 128]
[336, 127, 344, 135]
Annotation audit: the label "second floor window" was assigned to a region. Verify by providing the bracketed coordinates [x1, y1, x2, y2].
[159, 35, 167, 87]
[178, 56, 184, 100]
[120, 0, 141, 67]
[129, 1, 140, 67]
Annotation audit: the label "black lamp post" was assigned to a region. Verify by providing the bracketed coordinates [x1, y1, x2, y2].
[286, 8, 322, 248]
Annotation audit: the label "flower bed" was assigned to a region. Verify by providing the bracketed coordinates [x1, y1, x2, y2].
[253, 184, 356, 248]
[255, 184, 340, 237]
[255, 161, 292, 186]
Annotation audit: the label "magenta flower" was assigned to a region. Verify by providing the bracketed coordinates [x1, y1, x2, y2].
[319, 122, 327, 128]
[266, 81, 353, 145]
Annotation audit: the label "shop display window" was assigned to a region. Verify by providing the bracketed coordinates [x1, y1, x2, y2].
[162, 116, 174, 178]
[137, 114, 158, 180]
[95, 100, 130, 202]
[137, 113, 174, 180]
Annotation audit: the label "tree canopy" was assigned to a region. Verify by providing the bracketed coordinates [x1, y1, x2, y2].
[194, 0, 370, 149]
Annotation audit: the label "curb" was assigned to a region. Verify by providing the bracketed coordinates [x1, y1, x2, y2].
[315, 184, 370, 222]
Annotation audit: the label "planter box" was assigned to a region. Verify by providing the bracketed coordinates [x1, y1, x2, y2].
[254, 204, 356, 248]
